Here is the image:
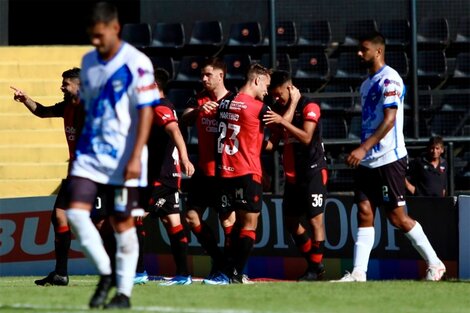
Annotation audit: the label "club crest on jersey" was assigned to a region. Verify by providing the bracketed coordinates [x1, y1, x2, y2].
[137, 67, 150, 77]
[112, 80, 124, 93]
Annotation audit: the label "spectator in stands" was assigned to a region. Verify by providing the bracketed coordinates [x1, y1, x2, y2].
[65, 2, 159, 309]
[334, 31, 446, 282]
[134, 68, 195, 286]
[181, 57, 236, 283]
[263, 70, 328, 281]
[406, 136, 447, 197]
[11, 68, 85, 287]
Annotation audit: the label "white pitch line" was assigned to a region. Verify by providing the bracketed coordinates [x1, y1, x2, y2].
[0, 303, 311, 313]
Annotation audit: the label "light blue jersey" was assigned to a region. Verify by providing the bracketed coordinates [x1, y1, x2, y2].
[72, 42, 160, 186]
[360, 65, 407, 168]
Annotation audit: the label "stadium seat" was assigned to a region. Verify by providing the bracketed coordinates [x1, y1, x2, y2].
[429, 112, 465, 137]
[121, 23, 151, 48]
[321, 117, 348, 139]
[149, 55, 175, 80]
[332, 52, 368, 87]
[417, 50, 448, 88]
[223, 54, 252, 90]
[293, 52, 331, 91]
[450, 52, 470, 85]
[260, 53, 292, 73]
[166, 88, 197, 114]
[188, 20, 223, 46]
[263, 20, 298, 47]
[297, 20, 333, 51]
[380, 19, 410, 49]
[226, 21, 263, 47]
[318, 84, 355, 112]
[341, 19, 378, 48]
[172, 55, 206, 90]
[348, 115, 362, 140]
[417, 17, 450, 49]
[150, 22, 185, 48]
[440, 85, 470, 113]
[385, 51, 409, 80]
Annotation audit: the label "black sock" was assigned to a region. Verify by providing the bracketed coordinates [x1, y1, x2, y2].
[168, 225, 189, 276]
[54, 230, 71, 276]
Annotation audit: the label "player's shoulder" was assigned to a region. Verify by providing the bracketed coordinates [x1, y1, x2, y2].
[121, 43, 153, 69]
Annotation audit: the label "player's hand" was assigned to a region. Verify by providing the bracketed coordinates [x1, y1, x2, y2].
[200, 101, 218, 113]
[287, 85, 301, 106]
[10, 86, 28, 103]
[125, 157, 142, 181]
[181, 159, 195, 177]
[345, 146, 367, 168]
[263, 110, 284, 125]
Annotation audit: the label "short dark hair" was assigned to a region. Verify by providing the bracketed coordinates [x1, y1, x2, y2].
[62, 67, 81, 80]
[359, 30, 386, 46]
[428, 135, 444, 148]
[154, 68, 170, 91]
[269, 70, 291, 90]
[246, 63, 271, 81]
[88, 2, 118, 26]
[203, 57, 227, 77]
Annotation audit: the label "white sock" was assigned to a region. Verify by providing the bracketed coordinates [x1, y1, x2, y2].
[405, 221, 441, 266]
[353, 227, 375, 274]
[66, 209, 111, 275]
[115, 227, 139, 297]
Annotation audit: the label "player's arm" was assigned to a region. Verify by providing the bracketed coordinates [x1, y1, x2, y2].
[405, 177, 416, 195]
[11, 86, 58, 118]
[164, 121, 195, 177]
[181, 99, 218, 124]
[125, 105, 154, 181]
[346, 107, 397, 167]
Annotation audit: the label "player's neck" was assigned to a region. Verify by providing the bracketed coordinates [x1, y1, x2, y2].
[368, 60, 385, 76]
[211, 86, 228, 101]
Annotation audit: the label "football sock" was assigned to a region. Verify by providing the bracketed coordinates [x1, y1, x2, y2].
[192, 222, 224, 269]
[54, 226, 71, 276]
[66, 209, 111, 275]
[308, 240, 325, 267]
[234, 229, 256, 276]
[405, 221, 441, 266]
[353, 227, 375, 274]
[168, 224, 189, 276]
[135, 219, 146, 273]
[99, 220, 117, 277]
[115, 227, 139, 297]
[292, 232, 312, 263]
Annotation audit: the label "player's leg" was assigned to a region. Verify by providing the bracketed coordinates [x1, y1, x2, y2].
[35, 180, 71, 286]
[66, 177, 113, 307]
[383, 158, 445, 281]
[104, 186, 141, 309]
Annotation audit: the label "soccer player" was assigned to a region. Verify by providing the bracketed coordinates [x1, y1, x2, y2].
[136, 68, 195, 286]
[405, 136, 447, 197]
[263, 70, 328, 281]
[11, 68, 83, 286]
[209, 63, 272, 284]
[334, 31, 446, 282]
[181, 57, 236, 281]
[65, 2, 159, 309]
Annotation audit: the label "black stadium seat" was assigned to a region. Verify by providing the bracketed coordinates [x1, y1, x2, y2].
[260, 53, 292, 73]
[297, 20, 333, 51]
[150, 22, 185, 48]
[226, 21, 263, 47]
[223, 53, 252, 90]
[293, 52, 331, 91]
[380, 19, 410, 49]
[121, 23, 151, 48]
[417, 17, 450, 50]
[263, 20, 298, 47]
[341, 19, 378, 48]
[417, 50, 448, 88]
[149, 56, 175, 80]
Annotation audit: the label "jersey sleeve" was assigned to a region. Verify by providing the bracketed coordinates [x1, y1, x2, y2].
[302, 102, 321, 123]
[153, 105, 178, 127]
[382, 78, 402, 109]
[133, 54, 160, 109]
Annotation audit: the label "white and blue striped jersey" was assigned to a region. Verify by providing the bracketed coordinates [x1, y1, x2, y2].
[359, 65, 407, 168]
[72, 42, 160, 187]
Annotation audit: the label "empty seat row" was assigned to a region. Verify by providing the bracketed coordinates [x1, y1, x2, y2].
[122, 17, 470, 53]
[150, 51, 469, 93]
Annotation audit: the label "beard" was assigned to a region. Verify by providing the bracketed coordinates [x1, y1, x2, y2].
[359, 58, 374, 69]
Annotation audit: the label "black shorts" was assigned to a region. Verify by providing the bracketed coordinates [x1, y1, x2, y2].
[185, 169, 221, 211]
[354, 157, 407, 210]
[219, 174, 263, 213]
[67, 176, 140, 218]
[283, 169, 328, 219]
[143, 184, 180, 218]
[55, 178, 106, 220]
